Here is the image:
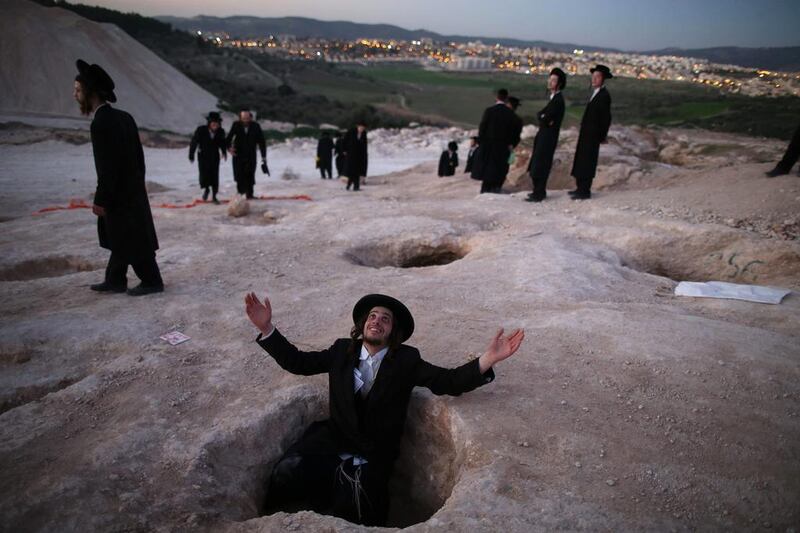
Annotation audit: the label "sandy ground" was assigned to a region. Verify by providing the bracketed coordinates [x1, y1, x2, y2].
[0, 124, 798, 532]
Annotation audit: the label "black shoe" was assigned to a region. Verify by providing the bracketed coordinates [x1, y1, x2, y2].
[127, 283, 164, 297]
[202, 188, 209, 201]
[571, 192, 591, 200]
[90, 281, 127, 293]
[567, 189, 579, 196]
[212, 198, 220, 205]
[765, 167, 788, 178]
[525, 196, 544, 203]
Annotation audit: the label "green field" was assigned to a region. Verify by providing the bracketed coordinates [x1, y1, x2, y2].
[39, 0, 800, 139]
[319, 65, 800, 139]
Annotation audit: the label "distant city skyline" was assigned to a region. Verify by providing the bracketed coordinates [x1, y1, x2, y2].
[80, 0, 799, 51]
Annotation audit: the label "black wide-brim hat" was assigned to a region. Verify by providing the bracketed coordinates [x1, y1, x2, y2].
[352, 294, 415, 343]
[590, 64, 614, 79]
[550, 67, 567, 89]
[206, 111, 222, 123]
[76, 59, 117, 102]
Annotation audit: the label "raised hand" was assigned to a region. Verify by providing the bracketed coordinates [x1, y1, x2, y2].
[479, 328, 525, 373]
[245, 292, 273, 335]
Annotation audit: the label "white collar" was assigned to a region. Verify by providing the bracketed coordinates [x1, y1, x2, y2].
[92, 102, 109, 116]
[360, 344, 388, 363]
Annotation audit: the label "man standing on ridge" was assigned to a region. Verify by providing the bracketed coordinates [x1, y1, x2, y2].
[570, 64, 613, 200]
[473, 89, 519, 193]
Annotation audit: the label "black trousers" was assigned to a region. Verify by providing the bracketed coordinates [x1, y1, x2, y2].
[233, 157, 256, 198]
[266, 453, 389, 526]
[530, 172, 549, 200]
[105, 250, 162, 288]
[319, 161, 332, 179]
[776, 123, 800, 172]
[346, 175, 361, 191]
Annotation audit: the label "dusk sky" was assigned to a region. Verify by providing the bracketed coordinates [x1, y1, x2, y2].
[87, 0, 799, 51]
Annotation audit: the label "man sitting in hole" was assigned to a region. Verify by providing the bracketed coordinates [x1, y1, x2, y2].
[245, 292, 524, 526]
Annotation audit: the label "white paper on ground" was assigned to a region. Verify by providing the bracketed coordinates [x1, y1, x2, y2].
[160, 331, 191, 345]
[674, 281, 791, 304]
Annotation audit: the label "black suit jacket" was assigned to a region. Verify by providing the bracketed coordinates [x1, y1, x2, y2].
[342, 128, 368, 178]
[571, 87, 612, 179]
[257, 329, 494, 466]
[528, 92, 565, 179]
[90, 104, 158, 255]
[317, 136, 334, 164]
[189, 126, 226, 186]
[472, 103, 519, 183]
[226, 121, 267, 161]
[438, 150, 458, 176]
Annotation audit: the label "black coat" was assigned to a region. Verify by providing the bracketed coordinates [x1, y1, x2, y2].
[334, 138, 345, 175]
[189, 126, 226, 188]
[343, 128, 368, 178]
[528, 92, 565, 179]
[226, 121, 267, 185]
[571, 87, 612, 180]
[465, 147, 477, 174]
[317, 136, 334, 165]
[90, 104, 158, 256]
[472, 103, 519, 184]
[257, 329, 494, 467]
[437, 150, 458, 176]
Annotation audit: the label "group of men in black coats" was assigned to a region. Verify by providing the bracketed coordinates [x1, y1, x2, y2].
[189, 108, 268, 202]
[314, 122, 369, 190]
[470, 64, 614, 201]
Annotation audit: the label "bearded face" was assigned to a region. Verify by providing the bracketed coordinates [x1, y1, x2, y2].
[74, 80, 92, 116]
[362, 306, 393, 347]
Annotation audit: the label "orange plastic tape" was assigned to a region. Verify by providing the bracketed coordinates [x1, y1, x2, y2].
[33, 195, 313, 215]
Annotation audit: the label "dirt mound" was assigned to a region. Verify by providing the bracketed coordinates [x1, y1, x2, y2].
[0, 0, 218, 134]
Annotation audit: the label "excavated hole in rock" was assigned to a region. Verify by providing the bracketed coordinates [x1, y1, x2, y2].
[194, 389, 460, 527]
[0, 255, 101, 281]
[346, 239, 469, 268]
[615, 231, 799, 285]
[0, 374, 85, 414]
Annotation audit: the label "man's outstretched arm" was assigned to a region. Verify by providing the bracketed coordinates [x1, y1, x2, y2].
[478, 328, 525, 374]
[415, 328, 525, 395]
[245, 292, 334, 376]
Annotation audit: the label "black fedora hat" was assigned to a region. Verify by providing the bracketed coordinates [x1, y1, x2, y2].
[352, 294, 415, 343]
[590, 64, 614, 79]
[549, 67, 567, 89]
[206, 111, 222, 123]
[75, 59, 117, 102]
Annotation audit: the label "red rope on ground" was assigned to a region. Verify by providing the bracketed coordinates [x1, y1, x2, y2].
[33, 194, 313, 215]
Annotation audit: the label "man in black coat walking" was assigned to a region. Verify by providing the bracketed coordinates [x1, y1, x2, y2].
[526, 68, 567, 203]
[74, 59, 163, 296]
[464, 136, 479, 174]
[189, 111, 227, 204]
[334, 133, 345, 177]
[317, 131, 335, 179]
[226, 109, 267, 199]
[570, 64, 613, 200]
[343, 122, 368, 191]
[472, 89, 520, 193]
[437, 141, 459, 177]
[244, 292, 524, 526]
